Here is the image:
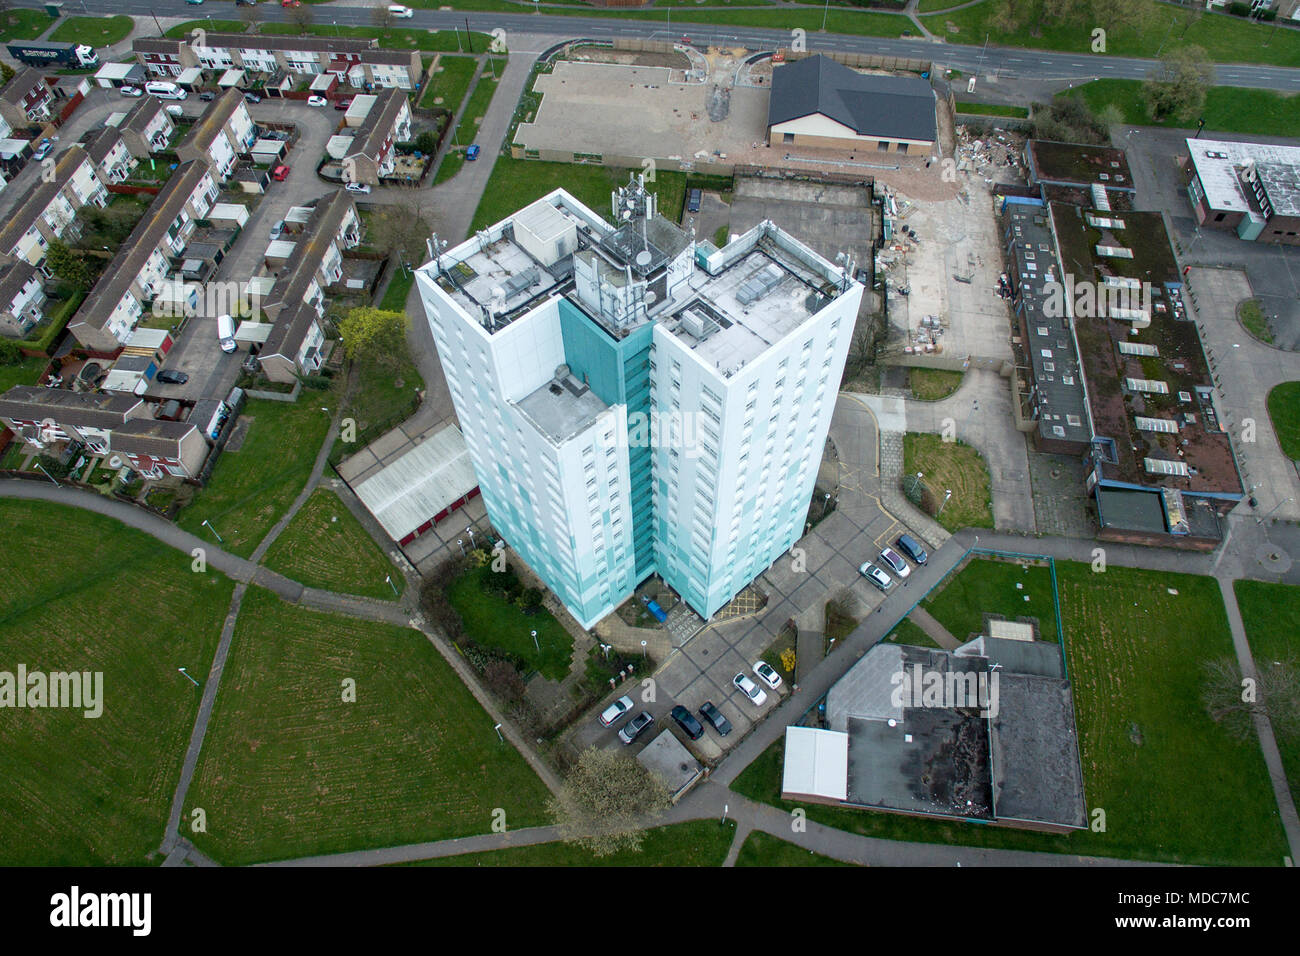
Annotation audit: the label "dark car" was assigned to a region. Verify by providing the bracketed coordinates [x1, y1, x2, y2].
[669, 705, 704, 741]
[617, 711, 654, 745]
[687, 188, 702, 213]
[697, 701, 731, 737]
[243, 92, 262, 104]
[335, 97, 353, 111]
[156, 369, 188, 385]
[235, 0, 255, 5]
[199, 91, 215, 102]
[896, 533, 928, 566]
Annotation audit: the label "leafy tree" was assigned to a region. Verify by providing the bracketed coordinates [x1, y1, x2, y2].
[1032, 96, 1109, 145]
[0, 61, 13, 86]
[516, 586, 543, 613]
[548, 747, 671, 857]
[1145, 44, 1213, 122]
[413, 130, 439, 155]
[337, 306, 409, 368]
[0, 339, 22, 365]
[1203, 656, 1299, 742]
[45, 242, 93, 290]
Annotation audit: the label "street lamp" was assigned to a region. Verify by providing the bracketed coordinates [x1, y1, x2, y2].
[201, 518, 223, 544]
[1257, 497, 1294, 525]
[456, 538, 465, 556]
[909, 471, 924, 497]
[466, 526, 476, 548]
[530, 629, 539, 652]
[385, 574, 399, 598]
[34, 461, 60, 487]
[821, 491, 831, 518]
[937, 489, 953, 516]
[178, 667, 200, 687]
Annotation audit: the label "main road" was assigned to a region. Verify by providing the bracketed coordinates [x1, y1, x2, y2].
[11, 0, 1300, 90]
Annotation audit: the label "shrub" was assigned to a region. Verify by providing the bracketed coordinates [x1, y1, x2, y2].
[0, 340, 22, 366]
[299, 374, 332, 390]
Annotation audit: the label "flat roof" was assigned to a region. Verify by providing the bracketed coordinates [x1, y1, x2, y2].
[781, 726, 849, 801]
[1187, 137, 1300, 218]
[352, 423, 478, 541]
[515, 373, 609, 445]
[636, 730, 704, 800]
[1027, 140, 1134, 189]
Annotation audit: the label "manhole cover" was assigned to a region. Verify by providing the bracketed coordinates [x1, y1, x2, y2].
[1255, 542, 1293, 573]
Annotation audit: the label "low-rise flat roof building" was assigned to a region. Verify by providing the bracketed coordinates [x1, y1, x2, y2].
[1185, 137, 1300, 244]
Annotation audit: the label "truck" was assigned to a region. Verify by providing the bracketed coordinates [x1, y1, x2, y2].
[6, 42, 99, 69]
[216, 314, 236, 354]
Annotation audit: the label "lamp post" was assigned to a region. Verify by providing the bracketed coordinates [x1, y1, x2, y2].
[909, 471, 924, 497]
[530, 629, 539, 652]
[385, 574, 399, 598]
[493, 722, 504, 744]
[456, 538, 465, 556]
[201, 518, 223, 544]
[466, 526, 476, 548]
[1257, 497, 1294, 525]
[178, 667, 200, 687]
[821, 0, 830, 31]
[937, 489, 953, 516]
[34, 461, 60, 487]
[821, 491, 831, 518]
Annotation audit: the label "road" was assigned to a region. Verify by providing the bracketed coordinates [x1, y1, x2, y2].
[10, 0, 1300, 91]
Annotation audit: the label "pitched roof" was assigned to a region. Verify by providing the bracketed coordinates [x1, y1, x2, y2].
[0, 385, 141, 430]
[113, 418, 199, 456]
[133, 38, 185, 56]
[179, 88, 243, 154]
[767, 55, 936, 143]
[348, 88, 407, 161]
[265, 190, 355, 314]
[0, 259, 40, 310]
[0, 146, 96, 256]
[199, 32, 376, 54]
[0, 68, 49, 106]
[260, 300, 320, 362]
[80, 126, 126, 166]
[121, 95, 168, 134]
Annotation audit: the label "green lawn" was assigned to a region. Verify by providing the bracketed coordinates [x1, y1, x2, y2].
[0, 9, 51, 43]
[954, 101, 1030, 118]
[733, 563, 1289, 865]
[331, 350, 424, 464]
[261, 23, 495, 53]
[902, 432, 994, 532]
[176, 394, 334, 558]
[924, 1, 1300, 68]
[380, 266, 416, 313]
[883, 616, 940, 648]
[447, 564, 574, 679]
[434, 149, 466, 185]
[0, 500, 234, 865]
[1070, 80, 1300, 138]
[923, 556, 1060, 643]
[458, 58, 507, 145]
[187, 587, 552, 865]
[262, 489, 402, 600]
[471, 157, 689, 233]
[0, 355, 46, 394]
[1234, 580, 1300, 808]
[908, 367, 964, 401]
[419, 53, 477, 112]
[1239, 298, 1275, 343]
[413, 820, 736, 866]
[49, 15, 133, 46]
[164, 20, 244, 38]
[734, 830, 854, 867]
[1267, 382, 1300, 460]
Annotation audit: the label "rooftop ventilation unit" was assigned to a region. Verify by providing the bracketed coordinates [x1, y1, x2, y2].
[736, 262, 784, 306]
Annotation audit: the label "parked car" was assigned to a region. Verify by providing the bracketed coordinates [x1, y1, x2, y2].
[895, 533, 929, 566]
[272, 164, 290, 182]
[119, 85, 142, 98]
[669, 705, 704, 741]
[878, 546, 910, 579]
[199, 91, 215, 102]
[269, 220, 285, 240]
[598, 695, 634, 728]
[698, 701, 732, 737]
[859, 562, 893, 592]
[156, 369, 189, 385]
[334, 97, 353, 111]
[753, 660, 782, 690]
[165, 104, 185, 118]
[345, 182, 371, 194]
[243, 92, 262, 104]
[281, 0, 302, 6]
[185, 0, 204, 5]
[687, 188, 702, 213]
[235, 0, 255, 6]
[307, 95, 328, 107]
[465, 144, 480, 161]
[31, 139, 52, 161]
[733, 673, 767, 707]
[617, 711, 654, 745]
[388, 4, 414, 17]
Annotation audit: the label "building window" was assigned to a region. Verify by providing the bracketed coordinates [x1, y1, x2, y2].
[877, 141, 890, 151]
[782, 132, 794, 144]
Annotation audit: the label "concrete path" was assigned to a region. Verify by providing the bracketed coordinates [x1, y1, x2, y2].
[906, 605, 960, 649]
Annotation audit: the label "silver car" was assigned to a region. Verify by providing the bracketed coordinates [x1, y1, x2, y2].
[859, 562, 893, 592]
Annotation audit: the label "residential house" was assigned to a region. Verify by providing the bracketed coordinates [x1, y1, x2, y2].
[0, 258, 46, 338]
[257, 301, 326, 384]
[111, 418, 209, 478]
[0, 68, 55, 129]
[69, 161, 219, 350]
[261, 189, 360, 321]
[132, 38, 192, 78]
[0, 145, 108, 270]
[79, 126, 134, 184]
[115, 95, 176, 158]
[341, 89, 412, 185]
[175, 89, 255, 181]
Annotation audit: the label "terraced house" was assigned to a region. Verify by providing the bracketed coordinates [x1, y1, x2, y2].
[416, 177, 862, 627]
[0, 259, 45, 338]
[335, 89, 412, 186]
[68, 161, 219, 351]
[112, 94, 176, 159]
[0, 146, 107, 271]
[175, 90, 255, 182]
[0, 68, 55, 128]
[78, 127, 134, 185]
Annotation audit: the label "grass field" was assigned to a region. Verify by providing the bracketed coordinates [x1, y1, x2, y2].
[923, 555, 1061, 643]
[924, 1, 1300, 68]
[50, 15, 133, 46]
[0, 9, 51, 43]
[447, 564, 574, 679]
[0, 355, 46, 394]
[1267, 382, 1300, 460]
[902, 432, 994, 532]
[1239, 298, 1275, 343]
[470, 157, 688, 234]
[733, 563, 1289, 865]
[262, 490, 402, 600]
[884, 616, 940, 648]
[176, 394, 334, 558]
[419, 53, 477, 112]
[413, 820, 736, 866]
[330, 349, 424, 464]
[460, 58, 507, 144]
[1069, 80, 1300, 139]
[434, 149, 466, 185]
[187, 587, 551, 865]
[0, 501, 234, 865]
[734, 830, 853, 867]
[954, 101, 1030, 118]
[908, 368, 964, 401]
[1234, 580, 1300, 808]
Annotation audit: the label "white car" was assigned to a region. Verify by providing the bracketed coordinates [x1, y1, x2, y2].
[345, 182, 371, 194]
[598, 695, 634, 728]
[879, 546, 910, 579]
[307, 95, 328, 107]
[388, 4, 414, 17]
[119, 85, 142, 97]
[859, 562, 893, 592]
[733, 673, 768, 707]
[753, 660, 782, 690]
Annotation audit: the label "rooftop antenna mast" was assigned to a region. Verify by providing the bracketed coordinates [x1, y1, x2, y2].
[428, 234, 448, 276]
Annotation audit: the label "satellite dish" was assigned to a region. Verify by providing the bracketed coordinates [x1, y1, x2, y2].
[635, 250, 652, 268]
[108, 456, 122, 469]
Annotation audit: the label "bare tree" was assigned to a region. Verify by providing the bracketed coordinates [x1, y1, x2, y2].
[371, 2, 394, 28]
[1202, 655, 1300, 742]
[239, 2, 263, 33]
[289, 4, 315, 33]
[547, 747, 671, 857]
